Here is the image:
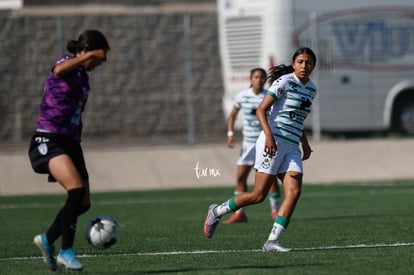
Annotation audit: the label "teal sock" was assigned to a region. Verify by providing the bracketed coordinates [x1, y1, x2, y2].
[269, 192, 281, 199]
[233, 192, 245, 213]
[275, 215, 289, 229]
[229, 197, 238, 211]
[215, 197, 239, 217]
[267, 215, 290, 241]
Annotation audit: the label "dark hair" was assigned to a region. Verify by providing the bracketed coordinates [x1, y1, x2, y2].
[250, 67, 267, 79]
[268, 47, 316, 84]
[66, 30, 110, 54]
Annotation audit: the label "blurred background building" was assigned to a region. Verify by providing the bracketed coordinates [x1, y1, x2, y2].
[2, 0, 414, 146]
[0, 0, 221, 145]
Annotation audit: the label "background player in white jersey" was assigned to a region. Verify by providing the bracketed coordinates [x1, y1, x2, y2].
[224, 68, 281, 224]
[204, 47, 317, 252]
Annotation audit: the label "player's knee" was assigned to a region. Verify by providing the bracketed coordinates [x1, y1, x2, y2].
[285, 173, 302, 200]
[75, 187, 90, 215]
[251, 192, 267, 204]
[78, 203, 91, 215]
[285, 185, 301, 201]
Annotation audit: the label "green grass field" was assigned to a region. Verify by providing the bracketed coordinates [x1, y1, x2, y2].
[0, 181, 413, 274]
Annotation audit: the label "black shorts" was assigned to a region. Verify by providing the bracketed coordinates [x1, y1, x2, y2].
[28, 132, 89, 182]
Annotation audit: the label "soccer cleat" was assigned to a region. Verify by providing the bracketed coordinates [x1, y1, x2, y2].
[262, 240, 291, 252]
[57, 248, 83, 270]
[33, 234, 57, 271]
[203, 204, 220, 238]
[271, 211, 278, 221]
[223, 212, 248, 224]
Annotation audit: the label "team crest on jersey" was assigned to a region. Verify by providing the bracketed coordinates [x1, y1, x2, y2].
[37, 143, 48, 156]
[277, 87, 285, 96]
[262, 158, 270, 169]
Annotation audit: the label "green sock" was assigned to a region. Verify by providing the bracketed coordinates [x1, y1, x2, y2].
[215, 197, 239, 217]
[275, 215, 289, 229]
[233, 192, 245, 213]
[268, 215, 290, 241]
[268, 192, 281, 199]
[229, 197, 238, 211]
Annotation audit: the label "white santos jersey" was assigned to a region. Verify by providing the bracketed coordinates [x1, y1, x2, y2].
[233, 88, 266, 144]
[267, 73, 317, 145]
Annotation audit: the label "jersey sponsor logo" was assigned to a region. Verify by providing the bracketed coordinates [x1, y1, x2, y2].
[300, 98, 312, 110]
[35, 136, 49, 144]
[289, 111, 298, 121]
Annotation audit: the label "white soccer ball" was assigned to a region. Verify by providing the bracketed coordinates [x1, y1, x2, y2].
[85, 215, 119, 249]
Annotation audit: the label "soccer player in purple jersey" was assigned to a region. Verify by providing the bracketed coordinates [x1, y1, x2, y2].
[29, 30, 109, 271]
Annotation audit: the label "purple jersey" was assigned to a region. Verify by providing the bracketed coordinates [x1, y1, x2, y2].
[37, 55, 90, 142]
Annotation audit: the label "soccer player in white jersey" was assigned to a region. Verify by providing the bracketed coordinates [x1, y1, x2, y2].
[224, 68, 281, 224]
[204, 47, 317, 252]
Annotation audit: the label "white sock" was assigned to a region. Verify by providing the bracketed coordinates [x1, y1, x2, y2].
[269, 196, 281, 212]
[214, 200, 233, 217]
[267, 224, 286, 241]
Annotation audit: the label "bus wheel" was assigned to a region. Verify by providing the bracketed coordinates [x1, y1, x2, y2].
[395, 103, 414, 135]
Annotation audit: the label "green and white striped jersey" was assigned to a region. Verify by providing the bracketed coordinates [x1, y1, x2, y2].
[233, 88, 266, 144]
[267, 73, 317, 145]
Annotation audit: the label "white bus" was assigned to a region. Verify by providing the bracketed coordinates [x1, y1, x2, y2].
[217, 0, 414, 136]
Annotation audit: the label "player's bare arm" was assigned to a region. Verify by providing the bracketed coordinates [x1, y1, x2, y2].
[256, 94, 276, 156]
[300, 132, 312, 160]
[226, 108, 239, 148]
[53, 49, 106, 76]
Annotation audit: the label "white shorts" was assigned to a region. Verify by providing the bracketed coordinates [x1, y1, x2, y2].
[237, 142, 256, 166]
[254, 132, 303, 175]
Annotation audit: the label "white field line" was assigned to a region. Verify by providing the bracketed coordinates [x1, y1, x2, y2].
[1, 242, 413, 261]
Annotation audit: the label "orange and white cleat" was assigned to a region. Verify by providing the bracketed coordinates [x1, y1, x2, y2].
[223, 212, 248, 224]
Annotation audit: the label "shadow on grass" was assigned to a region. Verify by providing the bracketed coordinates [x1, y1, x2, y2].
[299, 214, 383, 221]
[139, 263, 323, 274]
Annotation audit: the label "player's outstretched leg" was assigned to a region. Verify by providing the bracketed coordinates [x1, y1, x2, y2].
[57, 248, 83, 270]
[223, 210, 248, 224]
[33, 234, 57, 271]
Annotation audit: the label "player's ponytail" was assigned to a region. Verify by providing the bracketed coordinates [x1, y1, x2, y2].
[66, 30, 110, 54]
[66, 40, 81, 54]
[268, 64, 294, 84]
